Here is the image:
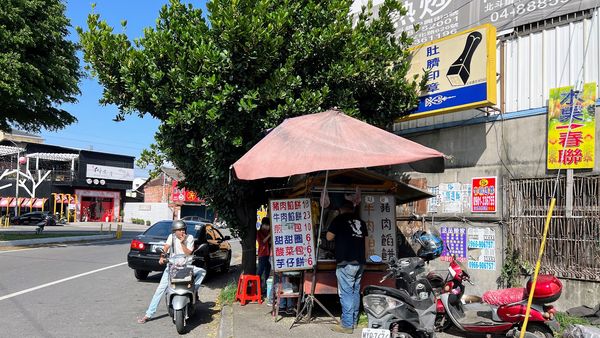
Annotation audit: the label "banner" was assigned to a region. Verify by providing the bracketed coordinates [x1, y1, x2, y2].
[171, 180, 203, 203]
[471, 177, 497, 213]
[269, 198, 315, 272]
[547, 82, 596, 169]
[440, 226, 467, 262]
[360, 195, 396, 262]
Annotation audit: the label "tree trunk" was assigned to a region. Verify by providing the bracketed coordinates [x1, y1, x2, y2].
[235, 200, 257, 274]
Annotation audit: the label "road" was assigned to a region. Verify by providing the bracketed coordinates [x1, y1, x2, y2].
[0, 225, 242, 338]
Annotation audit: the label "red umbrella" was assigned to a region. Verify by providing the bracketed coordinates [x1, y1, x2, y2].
[232, 109, 444, 180]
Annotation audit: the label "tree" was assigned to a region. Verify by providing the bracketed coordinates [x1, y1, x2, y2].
[0, 0, 81, 132]
[79, 0, 423, 273]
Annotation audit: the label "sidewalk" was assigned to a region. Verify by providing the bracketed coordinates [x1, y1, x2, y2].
[220, 298, 462, 338]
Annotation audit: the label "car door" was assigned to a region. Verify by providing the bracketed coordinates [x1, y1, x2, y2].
[205, 225, 224, 269]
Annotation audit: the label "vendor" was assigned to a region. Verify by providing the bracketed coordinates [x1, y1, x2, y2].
[326, 200, 368, 334]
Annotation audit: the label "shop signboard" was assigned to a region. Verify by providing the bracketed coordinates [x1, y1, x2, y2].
[471, 177, 497, 213]
[269, 198, 316, 272]
[171, 180, 203, 203]
[352, 0, 597, 46]
[467, 227, 496, 270]
[547, 82, 596, 169]
[440, 226, 467, 262]
[401, 24, 496, 120]
[86, 164, 134, 181]
[361, 195, 396, 262]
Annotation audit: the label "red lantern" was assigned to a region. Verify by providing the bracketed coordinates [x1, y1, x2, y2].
[18, 156, 26, 165]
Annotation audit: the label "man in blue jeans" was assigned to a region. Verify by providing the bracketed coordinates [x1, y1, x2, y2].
[137, 220, 206, 323]
[326, 200, 368, 334]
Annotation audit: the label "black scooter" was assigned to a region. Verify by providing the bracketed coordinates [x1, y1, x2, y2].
[362, 255, 437, 338]
[35, 215, 56, 234]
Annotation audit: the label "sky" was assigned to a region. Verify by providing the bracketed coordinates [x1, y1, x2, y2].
[39, 0, 207, 177]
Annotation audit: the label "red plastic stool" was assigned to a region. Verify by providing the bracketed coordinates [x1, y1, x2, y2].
[235, 274, 263, 305]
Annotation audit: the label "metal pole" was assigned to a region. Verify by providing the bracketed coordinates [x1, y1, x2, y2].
[14, 150, 20, 217]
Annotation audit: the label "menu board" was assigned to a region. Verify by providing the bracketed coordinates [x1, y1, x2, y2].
[361, 195, 396, 262]
[269, 198, 315, 272]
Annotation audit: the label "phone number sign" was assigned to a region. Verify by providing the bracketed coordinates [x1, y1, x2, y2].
[471, 177, 497, 213]
[269, 198, 315, 272]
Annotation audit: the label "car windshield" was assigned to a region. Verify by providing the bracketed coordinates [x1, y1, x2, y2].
[144, 221, 198, 238]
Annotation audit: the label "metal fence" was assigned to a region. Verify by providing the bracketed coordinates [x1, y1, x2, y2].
[506, 176, 600, 281]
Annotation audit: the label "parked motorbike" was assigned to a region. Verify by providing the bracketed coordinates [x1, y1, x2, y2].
[35, 215, 56, 234]
[362, 255, 437, 338]
[156, 244, 208, 334]
[437, 254, 561, 338]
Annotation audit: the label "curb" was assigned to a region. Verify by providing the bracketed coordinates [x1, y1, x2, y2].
[218, 304, 233, 338]
[0, 234, 116, 247]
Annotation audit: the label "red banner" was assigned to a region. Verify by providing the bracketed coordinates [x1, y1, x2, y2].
[171, 180, 202, 203]
[471, 177, 497, 213]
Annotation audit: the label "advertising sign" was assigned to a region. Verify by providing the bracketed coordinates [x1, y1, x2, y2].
[352, 0, 597, 46]
[471, 177, 497, 213]
[467, 227, 496, 270]
[547, 82, 596, 169]
[171, 180, 203, 203]
[401, 24, 496, 120]
[86, 164, 134, 181]
[360, 195, 396, 262]
[440, 226, 467, 262]
[269, 198, 316, 272]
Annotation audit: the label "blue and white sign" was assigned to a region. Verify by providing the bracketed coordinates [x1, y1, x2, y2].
[467, 227, 496, 271]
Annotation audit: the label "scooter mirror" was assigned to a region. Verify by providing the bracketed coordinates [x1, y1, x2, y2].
[369, 255, 383, 263]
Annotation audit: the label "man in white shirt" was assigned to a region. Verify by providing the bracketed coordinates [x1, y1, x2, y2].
[138, 220, 206, 324]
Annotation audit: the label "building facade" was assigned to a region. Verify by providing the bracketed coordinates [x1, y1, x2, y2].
[353, 1, 600, 309]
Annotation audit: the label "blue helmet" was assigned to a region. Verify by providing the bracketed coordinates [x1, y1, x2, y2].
[412, 230, 443, 261]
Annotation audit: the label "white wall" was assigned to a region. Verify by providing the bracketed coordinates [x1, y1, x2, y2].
[123, 202, 172, 225]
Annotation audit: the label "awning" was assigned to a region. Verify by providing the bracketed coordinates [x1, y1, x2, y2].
[0, 197, 11, 207]
[20, 198, 34, 207]
[232, 109, 445, 180]
[33, 198, 47, 209]
[8, 197, 24, 208]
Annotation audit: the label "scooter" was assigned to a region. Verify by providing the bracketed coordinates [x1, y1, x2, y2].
[157, 244, 208, 334]
[35, 215, 56, 234]
[437, 254, 561, 338]
[362, 255, 437, 338]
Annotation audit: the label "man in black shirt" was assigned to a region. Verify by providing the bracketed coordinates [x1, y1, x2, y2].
[326, 200, 368, 334]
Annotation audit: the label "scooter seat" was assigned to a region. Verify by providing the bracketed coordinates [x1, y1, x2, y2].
[482, 287, 526, 306]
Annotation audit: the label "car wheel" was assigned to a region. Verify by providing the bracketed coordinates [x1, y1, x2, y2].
[220, 252, 231, 273]
[134, 270, 150, 280]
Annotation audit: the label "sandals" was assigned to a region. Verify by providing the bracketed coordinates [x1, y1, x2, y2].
[137, 316, 150, 324]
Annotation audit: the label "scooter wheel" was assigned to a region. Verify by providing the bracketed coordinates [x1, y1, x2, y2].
[525, 324, 553, 338]
[175, 309, 186, 334]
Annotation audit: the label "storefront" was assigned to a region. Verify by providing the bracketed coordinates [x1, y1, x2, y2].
[75, 189, 120, 222]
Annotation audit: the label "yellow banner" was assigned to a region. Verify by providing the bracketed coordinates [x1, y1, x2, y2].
[547, 82, 596, 169]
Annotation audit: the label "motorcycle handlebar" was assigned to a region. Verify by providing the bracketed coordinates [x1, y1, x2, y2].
[380, 271, 394, 283]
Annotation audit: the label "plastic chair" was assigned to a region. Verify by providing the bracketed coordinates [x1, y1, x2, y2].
[235, 274, 263, 305]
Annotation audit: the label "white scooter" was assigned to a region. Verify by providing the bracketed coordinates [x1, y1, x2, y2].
[157, 244, 208, 334]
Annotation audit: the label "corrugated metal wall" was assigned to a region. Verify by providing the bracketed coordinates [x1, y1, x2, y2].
[396, 9, 599, 131]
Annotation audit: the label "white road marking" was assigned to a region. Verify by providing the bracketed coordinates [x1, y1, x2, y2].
[0, 247, 40, 254]
[0, 262, 128, 301]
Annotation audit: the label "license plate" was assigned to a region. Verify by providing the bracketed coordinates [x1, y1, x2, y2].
[361, 328, 390, 338]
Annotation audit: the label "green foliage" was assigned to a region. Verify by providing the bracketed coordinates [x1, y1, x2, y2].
[217, 280, 238, 306]
[78, 0, 421, 271]
[130, 218, 147, 225]
[554, 312, 593, 337]
[0, 0, 82, 132]
[498, 243, 533, 288]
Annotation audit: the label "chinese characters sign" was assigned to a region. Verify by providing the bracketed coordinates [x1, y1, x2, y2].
[440, 226, 467, 262]
[269, 198, 315, 272]
[353, 0, 597, 47]
[361, 195, 396, 262]
[547, 83, 596, 169]
[171, 180, 204, 203]
[467, 227, 496, 270]
[428, 183, 471, 213]
[471, 177, 497, 213]
[403, 24, 496, 120]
